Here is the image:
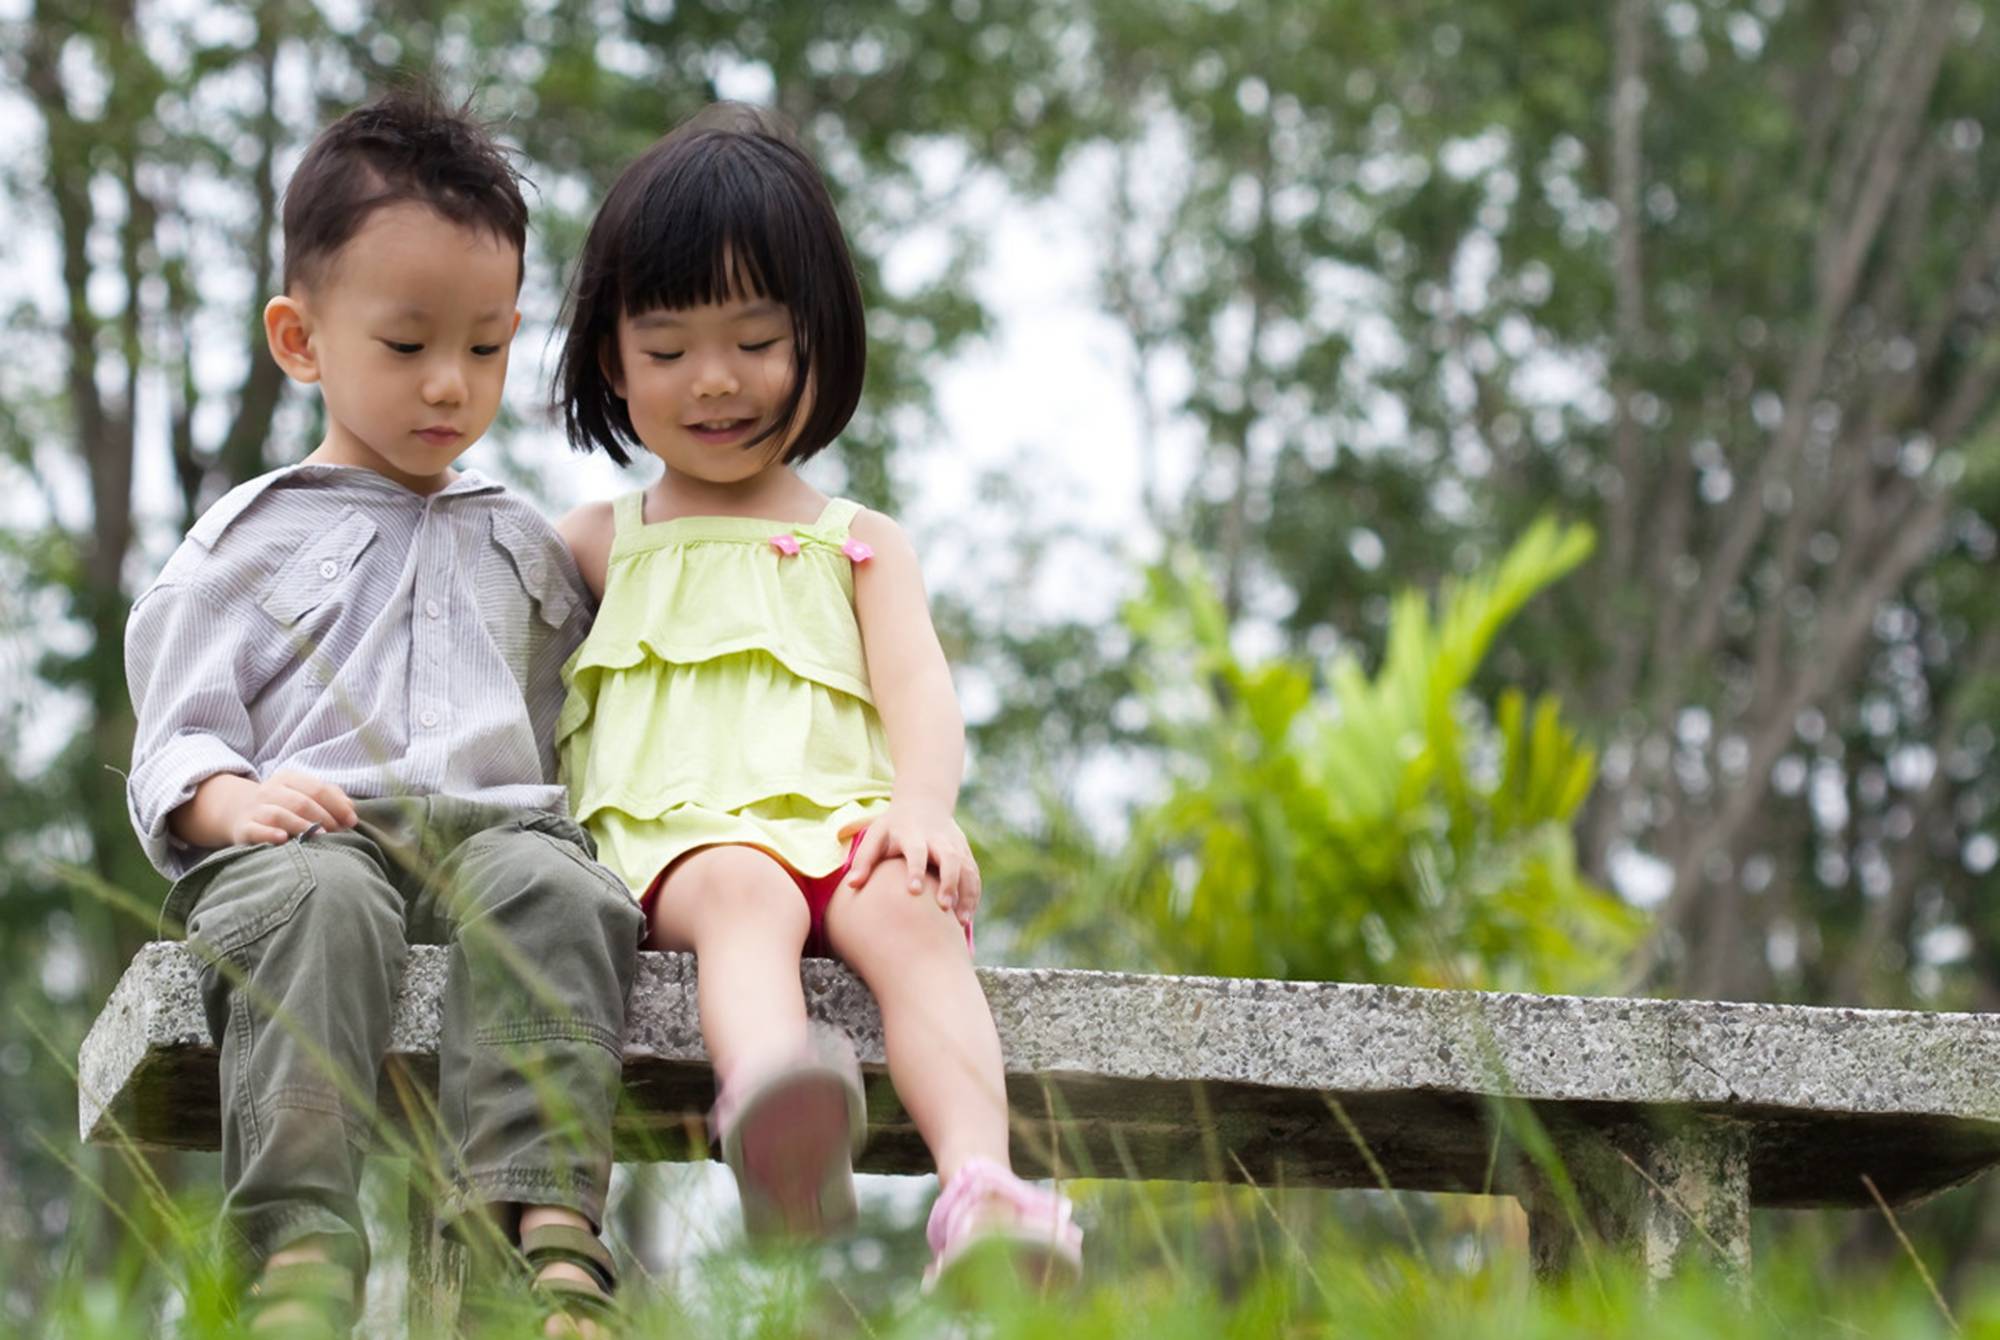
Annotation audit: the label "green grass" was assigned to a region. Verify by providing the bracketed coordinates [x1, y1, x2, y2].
[16, 1159, 2000, 1339]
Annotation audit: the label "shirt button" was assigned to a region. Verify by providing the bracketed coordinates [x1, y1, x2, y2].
[420, 710, 439, 728]
[424, 600, 441, 619]
[318, 560, 339, 579]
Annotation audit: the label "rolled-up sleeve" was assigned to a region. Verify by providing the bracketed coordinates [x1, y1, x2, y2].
[125, 581, 261, 877]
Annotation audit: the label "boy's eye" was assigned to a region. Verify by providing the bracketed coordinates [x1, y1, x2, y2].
[382, 340, 423, 355]
[472, 345, 501, 357]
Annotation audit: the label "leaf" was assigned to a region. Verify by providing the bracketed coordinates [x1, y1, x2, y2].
[1089, 521, 1634, 990]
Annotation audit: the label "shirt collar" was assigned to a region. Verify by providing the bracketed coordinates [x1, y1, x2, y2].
[280, 462, 506, 499]
[188, 463, 508, 548]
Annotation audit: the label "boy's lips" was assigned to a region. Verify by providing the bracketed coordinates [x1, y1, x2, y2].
[415, 426, 463, 445]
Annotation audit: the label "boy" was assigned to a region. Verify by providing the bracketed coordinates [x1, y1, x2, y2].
[123, 92, 639, 1336]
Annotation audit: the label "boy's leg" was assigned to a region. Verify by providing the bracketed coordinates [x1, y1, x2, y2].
[425, 809, 642, 1237]
[179, 830, 409, 1289]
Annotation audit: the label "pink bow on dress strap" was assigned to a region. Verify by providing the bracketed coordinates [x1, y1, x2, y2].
[768, 530, 872, 563]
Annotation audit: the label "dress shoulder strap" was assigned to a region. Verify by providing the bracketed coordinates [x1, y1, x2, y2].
[813, 497, 862, 537]
[612, 491, 646, 534]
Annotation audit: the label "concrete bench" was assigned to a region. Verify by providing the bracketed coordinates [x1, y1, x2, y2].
[81, 942, 2000, 1307]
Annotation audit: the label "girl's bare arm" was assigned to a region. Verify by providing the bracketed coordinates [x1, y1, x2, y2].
[844, 508, 982, 919]
[557, 500, 616, 601]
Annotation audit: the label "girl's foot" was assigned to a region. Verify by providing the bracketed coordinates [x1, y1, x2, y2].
[713, 1024, 867, 1241]
[923, 1157, 1083, 1294]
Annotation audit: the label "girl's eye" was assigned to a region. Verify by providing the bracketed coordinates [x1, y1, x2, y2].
[383, 340, 423, 355]
[646, 351, 684, 363]
[740, 339, 780, 353]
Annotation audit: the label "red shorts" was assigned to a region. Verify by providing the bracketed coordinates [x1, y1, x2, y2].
[641, 829, 972, 958]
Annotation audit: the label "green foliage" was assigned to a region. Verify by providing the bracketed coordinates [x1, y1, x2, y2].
[1046, 520, 1639, 990]
[6, 1159, 1993, 1338]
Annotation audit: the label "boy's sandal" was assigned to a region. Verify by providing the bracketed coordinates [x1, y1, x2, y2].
[242, 1258, 361, 1338]
[712, 1023, 868, 1241]
[923, 1157, 1084, 1295]
[519, 1222, 619, 1325]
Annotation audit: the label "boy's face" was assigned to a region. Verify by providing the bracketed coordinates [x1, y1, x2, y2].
[267, 202, 521, 493]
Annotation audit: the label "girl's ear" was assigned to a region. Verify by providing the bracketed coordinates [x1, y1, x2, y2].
[263, 296, 319, 384]
[598, 337, 627, 400]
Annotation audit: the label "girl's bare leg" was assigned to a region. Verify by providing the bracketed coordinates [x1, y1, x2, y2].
[647, 845, 813, 1086]
[821, 857, 1011, 1183]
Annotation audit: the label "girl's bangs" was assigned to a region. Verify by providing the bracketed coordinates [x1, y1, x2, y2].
[617, 179, 793, 317]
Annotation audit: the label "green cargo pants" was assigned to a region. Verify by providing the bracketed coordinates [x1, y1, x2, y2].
[162, 796, 644, 1275]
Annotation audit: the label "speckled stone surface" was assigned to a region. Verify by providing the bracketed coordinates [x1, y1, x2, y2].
[80, 943, 2000, 1209]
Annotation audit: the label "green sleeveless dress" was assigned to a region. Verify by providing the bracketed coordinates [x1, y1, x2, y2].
[557, 493, 895, 898]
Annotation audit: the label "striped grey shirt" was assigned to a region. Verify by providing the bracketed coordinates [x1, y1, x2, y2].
[125, 463, 593, 879]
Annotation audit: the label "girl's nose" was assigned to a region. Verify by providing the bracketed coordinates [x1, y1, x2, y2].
[691, 356, 740, 398]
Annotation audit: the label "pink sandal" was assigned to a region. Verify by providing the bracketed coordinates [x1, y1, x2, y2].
[712, 1024, 867, 1241]
[923, 1157, 1084, 1293]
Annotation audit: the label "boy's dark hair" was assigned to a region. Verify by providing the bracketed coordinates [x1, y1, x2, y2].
[554, 103, 866, 468]
[282, 86, 529, 292]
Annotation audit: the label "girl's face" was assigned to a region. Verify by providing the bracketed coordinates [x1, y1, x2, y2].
[608, 294, 802, 484]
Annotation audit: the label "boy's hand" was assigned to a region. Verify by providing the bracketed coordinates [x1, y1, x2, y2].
[845, 801, 982, 926]
[173, 770, 359, 850]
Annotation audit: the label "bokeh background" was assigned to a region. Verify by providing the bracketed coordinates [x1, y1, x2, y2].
[8, 0, 2000, 1329]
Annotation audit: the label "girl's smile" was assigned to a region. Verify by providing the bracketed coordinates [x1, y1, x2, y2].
[609, 294, 802, 483]
[683, 415, 760, 446]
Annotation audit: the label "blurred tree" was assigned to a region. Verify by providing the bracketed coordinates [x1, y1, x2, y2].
[2, 1, 299, 1307]
[1023, 0, 2000, 1011]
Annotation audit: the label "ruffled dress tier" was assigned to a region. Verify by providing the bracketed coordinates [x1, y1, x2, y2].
[558, 493, 894, 898]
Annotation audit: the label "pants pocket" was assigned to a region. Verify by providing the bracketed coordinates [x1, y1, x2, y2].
[181, 841, 318, 956]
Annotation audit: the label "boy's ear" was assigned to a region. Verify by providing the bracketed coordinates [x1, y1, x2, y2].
[598, 337, 626, 399]
[263, 296, 318, 384]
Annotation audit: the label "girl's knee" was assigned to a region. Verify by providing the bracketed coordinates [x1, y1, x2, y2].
[826, 863, 965, 963]
[651, 845, 809, 948]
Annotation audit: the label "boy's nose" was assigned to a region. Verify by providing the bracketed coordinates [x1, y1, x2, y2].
[423, 361, 467, 406]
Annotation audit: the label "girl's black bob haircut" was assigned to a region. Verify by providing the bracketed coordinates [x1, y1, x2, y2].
[555, 103, 865, 468]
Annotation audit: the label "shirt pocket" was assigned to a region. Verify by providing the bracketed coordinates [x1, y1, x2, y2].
[258, 507, 379, 682]
[480, 510, 582, 692]
[486, 510, 579, 629]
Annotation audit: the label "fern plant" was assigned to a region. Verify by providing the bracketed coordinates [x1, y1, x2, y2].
[1071, 518, 1639, 991]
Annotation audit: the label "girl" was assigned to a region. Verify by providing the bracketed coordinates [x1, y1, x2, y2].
[550, 103, 1082, 1291]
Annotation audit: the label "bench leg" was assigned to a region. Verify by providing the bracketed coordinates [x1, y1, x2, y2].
[1522, 1117, 1751, 1290]
[406, 1169, 465, 1336]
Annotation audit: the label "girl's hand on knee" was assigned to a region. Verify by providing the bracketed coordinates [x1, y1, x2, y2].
[846, 803, 982, 926]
